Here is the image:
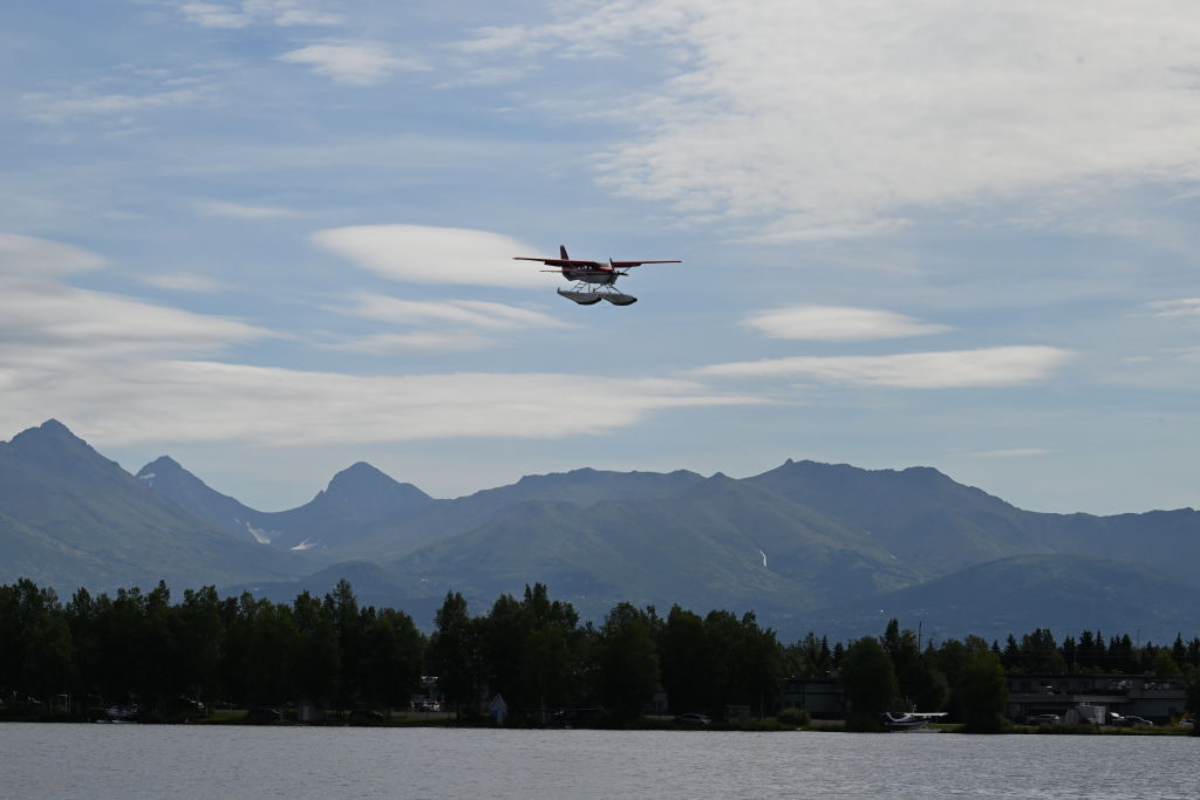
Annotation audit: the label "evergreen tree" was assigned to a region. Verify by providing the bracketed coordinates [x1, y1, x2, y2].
[1002, 634, 1020, 672]
[956, 638, 1009, 733]
[429, 592, 480, 717]
[360, 607, 424, 712]
[839, 636, 898, 729]
[594, 603, 660, 719]
[1172, 634, 1187, 669]
[326, 579, 364, 709]
[174, 586, 224, 710]
[292, 590, 340, 708]
[658, 605, 708, 714]
[736, 612, 784, 718]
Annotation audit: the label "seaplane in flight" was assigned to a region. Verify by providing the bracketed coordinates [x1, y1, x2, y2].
[514, 245, 680, 306]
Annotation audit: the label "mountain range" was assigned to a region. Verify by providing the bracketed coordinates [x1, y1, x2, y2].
[2, 419, 1198, 643]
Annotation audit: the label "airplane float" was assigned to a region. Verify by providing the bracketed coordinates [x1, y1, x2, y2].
[514, 245, 680, 306]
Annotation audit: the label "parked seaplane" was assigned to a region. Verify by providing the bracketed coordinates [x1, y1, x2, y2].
[514, 245, 680, 306]
[881, 710, 949, 731]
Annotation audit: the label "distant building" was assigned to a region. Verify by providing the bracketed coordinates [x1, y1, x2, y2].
[1007, 673, 1187, 724]
[779, 677, 845, 718]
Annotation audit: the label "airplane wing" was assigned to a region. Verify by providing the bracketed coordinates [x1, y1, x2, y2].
[513, 257, 591, 267]
[513, 257, 681, 268]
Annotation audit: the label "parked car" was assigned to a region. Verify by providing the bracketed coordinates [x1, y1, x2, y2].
[675, 712, 711, 726]
[1026, 713, 1060, 725]
[1119, 715, 1153, 727]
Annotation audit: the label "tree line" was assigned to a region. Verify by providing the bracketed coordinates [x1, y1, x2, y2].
[2, 578, 1198, 728]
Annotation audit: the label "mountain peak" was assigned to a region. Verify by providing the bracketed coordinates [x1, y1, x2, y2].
[331, 461, 388, 481]
[315, 462, 431, 514]
[137, 455, 183, 477]
[325, 461, 411, 494]
[12, 418, 83, 445]
[4, 419, 113, 469]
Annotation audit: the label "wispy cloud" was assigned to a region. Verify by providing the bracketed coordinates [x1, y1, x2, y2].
[178, 0, 341, 29]
[462, 1, 1200, 237]
[0, 234, 758, 447]
[21, 87, 210, 124]
[141, 273, 230, 293]
[695, 346, 1073, 389]
[195, 200, 301, 219]
[971, 448, 1055, 459]
[339, 294, 567, 331]
[0, 233, 105, 278]
[322, 294, 568, 353]
[278, 42, 428, 85]
[1147, 298, 1200, 318]
[318, 331, 494, 353]
[0, 361, 759, 448]
[311, 224, 550, 288]
[743, 305, 950, 342]
[179, 2, 252, 29]
[0, 236, 267, 365]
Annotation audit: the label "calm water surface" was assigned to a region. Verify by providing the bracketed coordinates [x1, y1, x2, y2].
[2, 723, 1194, 799]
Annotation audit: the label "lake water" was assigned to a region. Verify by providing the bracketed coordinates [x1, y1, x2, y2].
[1, 724, 1194, 799]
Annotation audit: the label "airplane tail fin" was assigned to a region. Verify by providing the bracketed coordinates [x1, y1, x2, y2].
[560, 245, 569, 260]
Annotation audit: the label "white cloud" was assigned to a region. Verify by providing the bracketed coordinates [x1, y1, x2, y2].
[971, 448, 1055, 459]
[278, 43, 428, 85]
[196, 200, 300, 219]
[340, 294, 567, 331]
[243, 0, 341, 26]
[180, 2, 251, 29]
[0, 361, 759, 447]
[0, 234, 758, 449]
[1148, 298, 1200, 318]
[323, 294, 569, 353]
[0, 234, 266, 365]
[319, 331, 494, 353]
[141, 273, 230, 293]
[311, 224, 551, 288]
[744, 305, 950, 341]
[466, 1, 1200, 236]
[21, 87, 209, 124]
[179, 0, 340, 29]
[0, 233, 105, 278]
[696, 346, 1073, 388]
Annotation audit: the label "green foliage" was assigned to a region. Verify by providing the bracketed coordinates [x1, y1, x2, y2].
[839, 636, 898, 725]
[477, 583, 584, 713]
[2, 573, 1197, 732]
[594, 603, 660, 719]
[955, 639, 1009, 733]
[659, 606, 708, 713]
[657, 606, 783, 719]
[776, 707, 811, 727]
[0, 577, 426, 716]
[1185, 669, 1200, 719]
[429, 592, 481, 717]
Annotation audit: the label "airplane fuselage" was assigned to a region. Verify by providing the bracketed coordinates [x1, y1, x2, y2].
[564, 263, 618, 285]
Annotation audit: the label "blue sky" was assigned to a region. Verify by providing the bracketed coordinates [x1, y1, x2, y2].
[3, 0, 1199, 513]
